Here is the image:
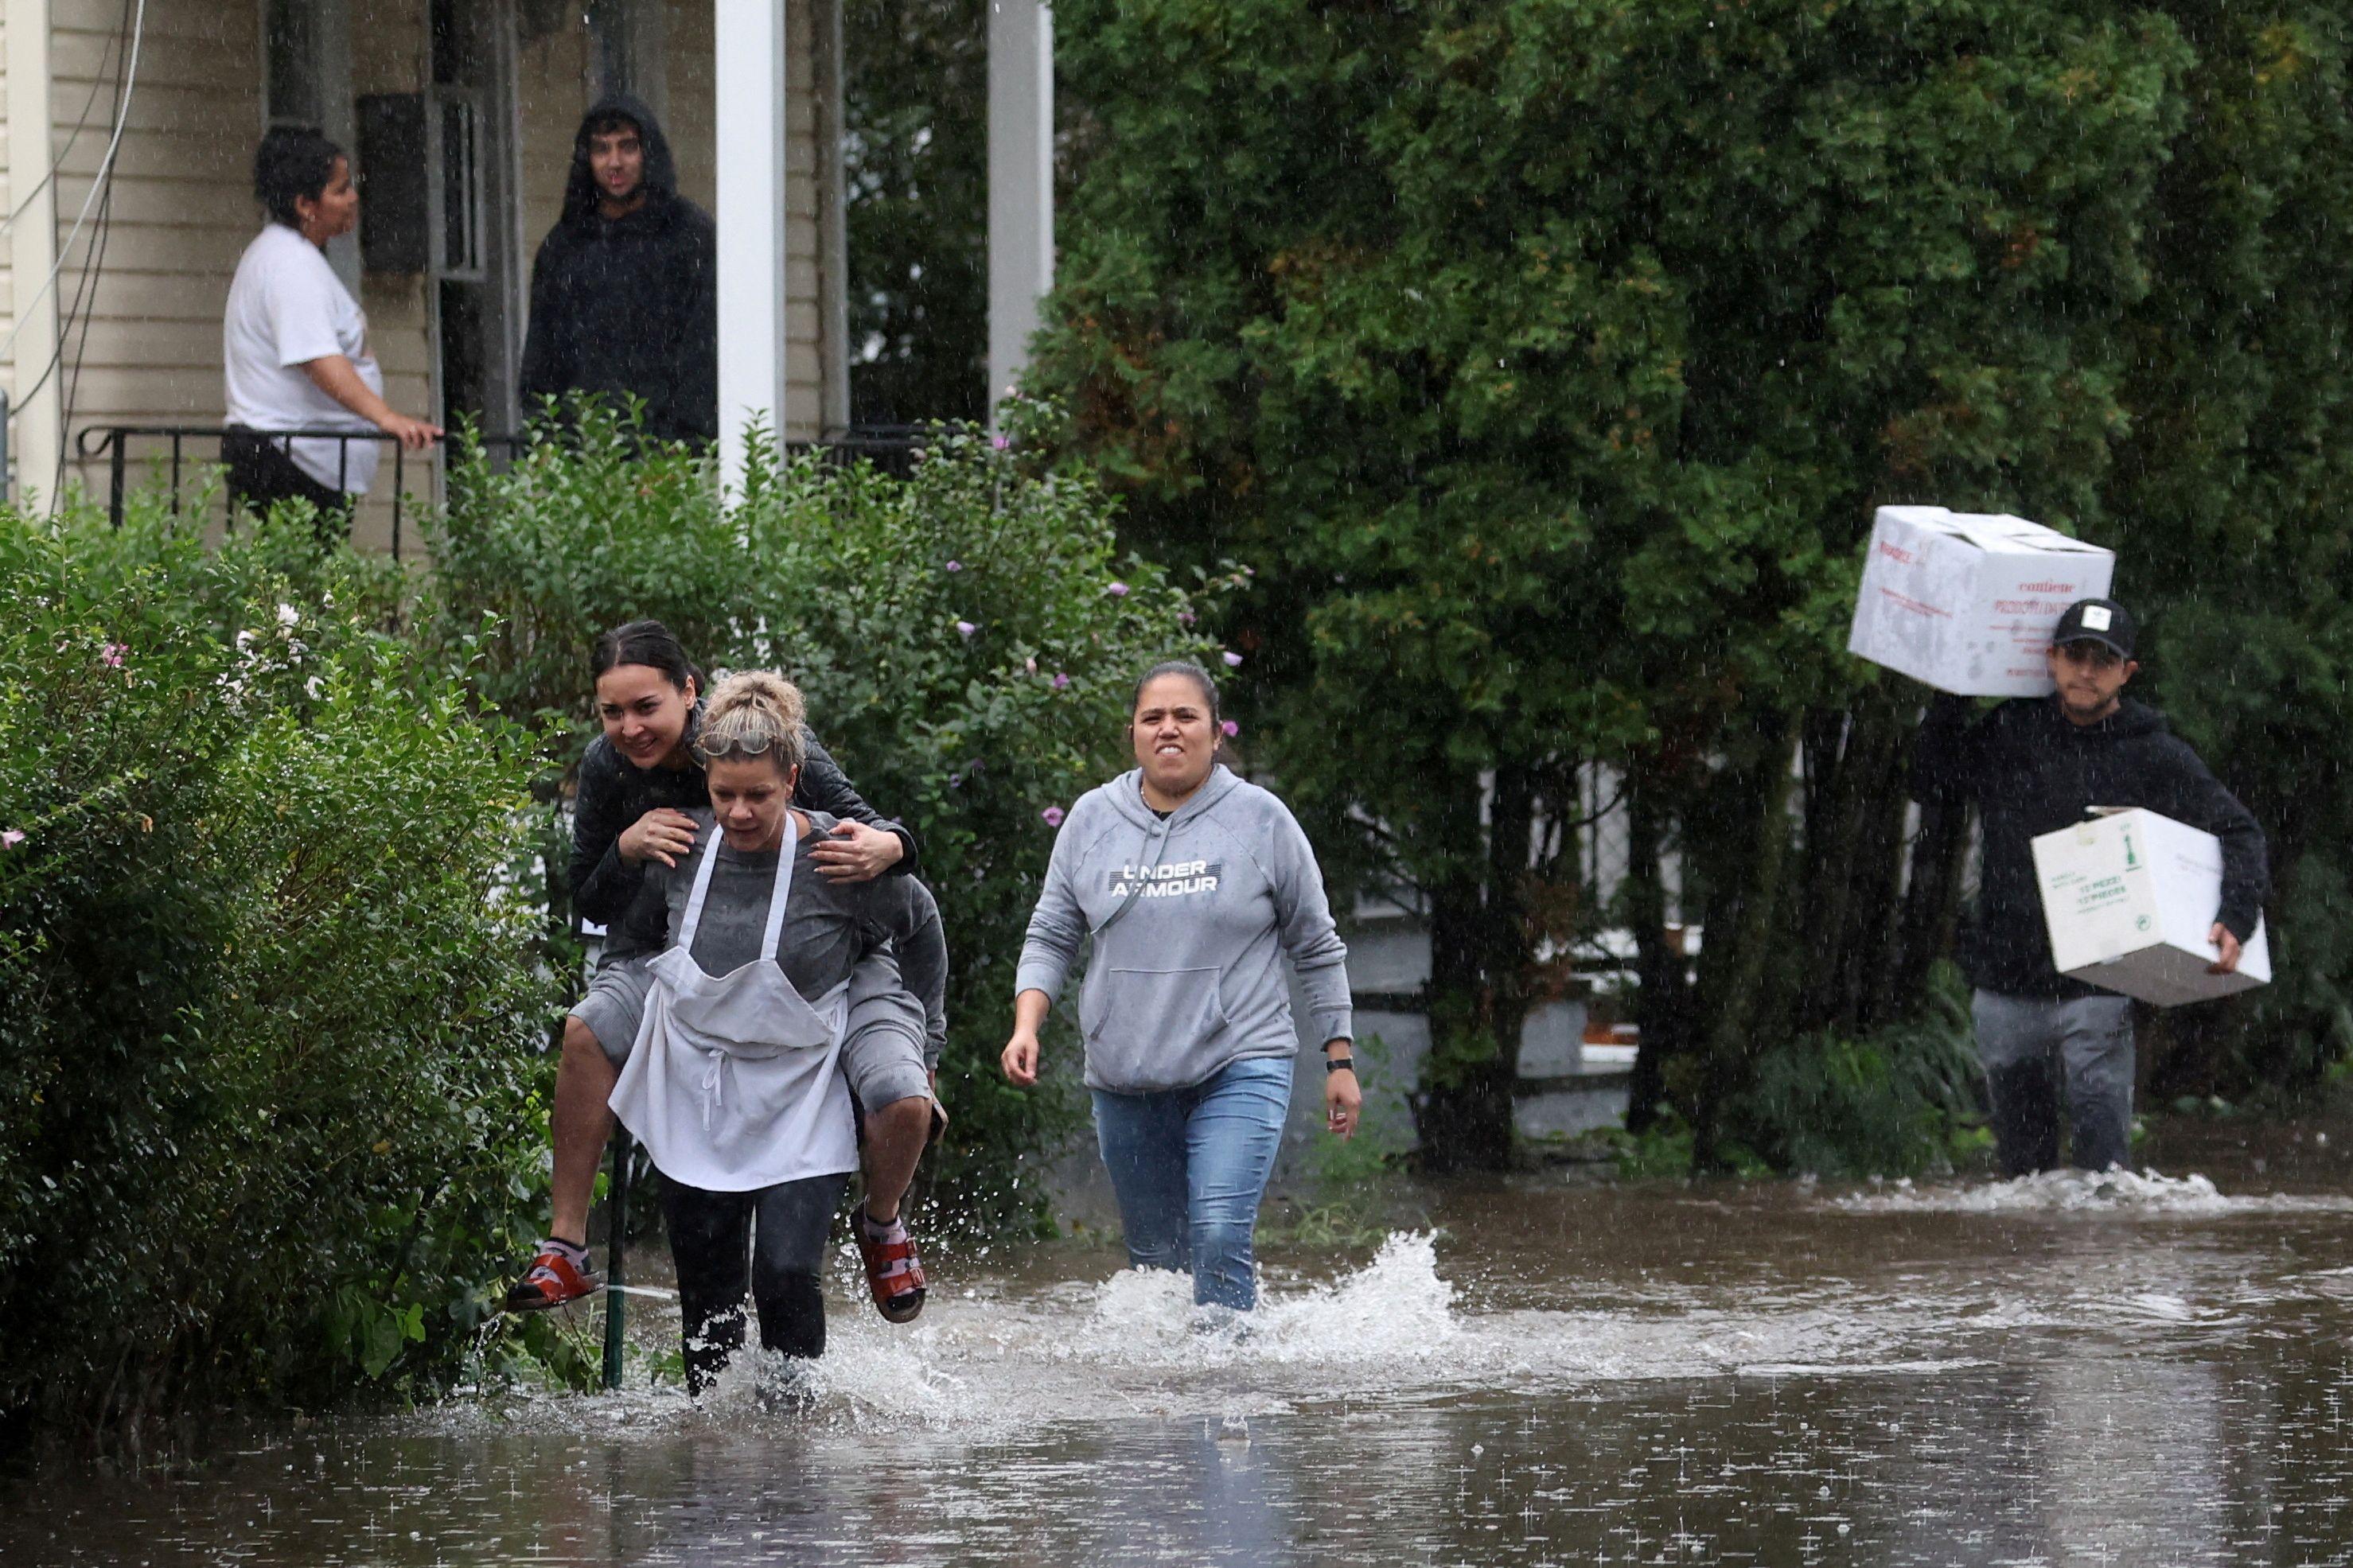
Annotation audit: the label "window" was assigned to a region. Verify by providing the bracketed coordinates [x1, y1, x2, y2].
[264, 0, 322, 128]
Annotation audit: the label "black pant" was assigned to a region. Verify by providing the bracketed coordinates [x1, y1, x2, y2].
[659, 1169, 847, 1395]
[222, 430, 353, 540]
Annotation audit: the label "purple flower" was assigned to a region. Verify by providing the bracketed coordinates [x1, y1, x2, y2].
[945, 559, 964, 573]
[1105, 582, 1130, 598]
[991, 434, 1011, 450]
[1040, 805, 1065, 828]
[956, 620, 978, 639]
[1221, 720, 1240, 738]
[1178, 610, 1197, 626]
[99, 643, 126, 668]
[1051, 671, 1071, 691]
[0, 829, 22, 850]
[1222, 651, 1244, 667]
[949, 772, 964, 788]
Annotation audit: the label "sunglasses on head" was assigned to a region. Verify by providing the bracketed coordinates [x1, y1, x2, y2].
[692, 731, 784, 763]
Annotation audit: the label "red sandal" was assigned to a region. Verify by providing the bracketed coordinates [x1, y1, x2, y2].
[502, 1241, 602, 1313]
[855, 1208, 927, 1324]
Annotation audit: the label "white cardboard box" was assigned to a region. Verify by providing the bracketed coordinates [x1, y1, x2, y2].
[1849, 505, 2116, 696]
[2030, 807, 2270, 1007]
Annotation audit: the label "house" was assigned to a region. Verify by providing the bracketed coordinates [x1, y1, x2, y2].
[0, 0, 1052, 551]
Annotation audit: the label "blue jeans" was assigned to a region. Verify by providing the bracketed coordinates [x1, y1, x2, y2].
[1091, 1054, 1295, 1310]
[1971, 989, 2136, 1175]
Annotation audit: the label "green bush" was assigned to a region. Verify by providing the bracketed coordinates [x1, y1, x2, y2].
[0, 500, 553, 1443]
[426, 407, 1233, 1221]
[1728, 970, 1987, 1180]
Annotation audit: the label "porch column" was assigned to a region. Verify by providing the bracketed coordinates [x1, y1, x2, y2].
[986, 0, 1053, 426]
[6, 0, 60, 504]
[715, 0, 789, 487]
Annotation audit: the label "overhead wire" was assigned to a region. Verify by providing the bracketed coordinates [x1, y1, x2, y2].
[56, 0, 139, 477]
[0, 0, 146, 368]
[25, 0, 134, 418]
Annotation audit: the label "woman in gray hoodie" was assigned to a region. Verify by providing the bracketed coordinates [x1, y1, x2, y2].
[1003, 661, 1359, 1313]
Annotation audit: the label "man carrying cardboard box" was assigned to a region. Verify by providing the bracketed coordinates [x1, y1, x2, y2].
[1910, 598, 2269, 1175]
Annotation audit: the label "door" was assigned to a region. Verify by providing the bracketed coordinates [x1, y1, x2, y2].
[428, 0, 523, 437]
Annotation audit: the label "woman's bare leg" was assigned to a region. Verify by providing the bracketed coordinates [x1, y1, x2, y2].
[550, 1015, 621, 1245]
[859, 1097, 934, 1224]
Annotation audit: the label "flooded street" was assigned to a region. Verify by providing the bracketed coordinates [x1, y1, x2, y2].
[14, 1126, 2353, 1566]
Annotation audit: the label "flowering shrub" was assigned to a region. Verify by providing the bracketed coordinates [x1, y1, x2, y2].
[0, 502, 552, 1441]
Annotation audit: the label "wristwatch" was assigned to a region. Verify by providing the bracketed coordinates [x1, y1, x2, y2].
[1325, 1055, 1356, 1075]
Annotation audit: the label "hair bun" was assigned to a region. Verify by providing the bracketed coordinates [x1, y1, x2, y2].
[696, 671, 808, 770]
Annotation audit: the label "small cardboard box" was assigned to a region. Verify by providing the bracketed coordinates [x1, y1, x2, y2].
[2030, 807, 2271, 1007]
[1848, 505, 2116, 696]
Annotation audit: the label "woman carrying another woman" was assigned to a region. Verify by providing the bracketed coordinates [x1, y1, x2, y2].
[1001, 660, 1359, 1317]
[507, 621, 932, 1321]
[610, 672, 947, 1390]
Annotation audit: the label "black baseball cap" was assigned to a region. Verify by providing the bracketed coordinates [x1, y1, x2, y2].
[2051, 597, 2136, 659]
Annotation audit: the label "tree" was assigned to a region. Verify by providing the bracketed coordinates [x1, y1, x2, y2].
[1035, 0, 2238, 1169]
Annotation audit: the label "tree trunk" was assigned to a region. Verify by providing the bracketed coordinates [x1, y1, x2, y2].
[1829, 695, 1911, 1034]
[1881, 790, 1973, 1023]
[1625, 765, 1688, 1134]
[1412, 767, 1536, 1173]
[1690, 714, 1798, 1173]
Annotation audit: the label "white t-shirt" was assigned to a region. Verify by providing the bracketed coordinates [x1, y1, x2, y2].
[222, 224, 385, 494]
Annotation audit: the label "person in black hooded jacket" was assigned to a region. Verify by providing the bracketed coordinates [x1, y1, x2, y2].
[519, 95, 716, 445]
[1910, 597, 2268, 1177]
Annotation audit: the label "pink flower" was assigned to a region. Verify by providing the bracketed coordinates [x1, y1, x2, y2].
[1105, 582, 1130, 598]
[1052, 671, 1071, 691]
[1040, 805, 1065, 828]
[991, 434, 1011, 450]
[956, 621, 977, 638]
[1221, 720, 1240, 738]
[1222, 651, 1244, 667]
[945, 559, 964, 573]
[1178, 610, 1196, 626]
[99, 644, 125, 668]
[0, 829, 22, 850]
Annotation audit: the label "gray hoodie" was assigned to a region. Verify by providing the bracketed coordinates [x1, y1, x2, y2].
[1015, 764, 1352, 1092]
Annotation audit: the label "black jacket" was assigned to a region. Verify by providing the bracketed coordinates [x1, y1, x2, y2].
[1911, 694, 2269, 998]
[518, 95, 718, 445]
[571, 717, 917, 954]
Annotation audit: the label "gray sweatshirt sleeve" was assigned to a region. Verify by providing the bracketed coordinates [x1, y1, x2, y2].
[1013, 806, 1089, 1003]
[1264, 800, 1353, 1046]
[863, 875, 949, 1067]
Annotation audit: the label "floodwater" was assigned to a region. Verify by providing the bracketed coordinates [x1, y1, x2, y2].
[14, 1123, 2353, 1566]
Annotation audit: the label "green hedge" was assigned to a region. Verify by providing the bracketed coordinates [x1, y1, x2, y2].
[0, 504, 552, 1442]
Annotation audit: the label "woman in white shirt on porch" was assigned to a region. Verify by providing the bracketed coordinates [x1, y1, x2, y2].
[222, 126, 440, 534]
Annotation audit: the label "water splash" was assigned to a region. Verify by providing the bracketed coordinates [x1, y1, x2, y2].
[1831, 1168, 2353, 1215]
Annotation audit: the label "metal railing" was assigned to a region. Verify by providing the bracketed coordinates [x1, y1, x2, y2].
[73, 425, 925, 560]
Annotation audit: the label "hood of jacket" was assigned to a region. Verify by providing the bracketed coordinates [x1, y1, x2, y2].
[2051, 695, 2168, 744]
[1101, 761, 1247, 833]
[561, 94, 683, 225]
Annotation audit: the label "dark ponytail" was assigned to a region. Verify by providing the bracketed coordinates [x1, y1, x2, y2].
[592, 620, 702, 695]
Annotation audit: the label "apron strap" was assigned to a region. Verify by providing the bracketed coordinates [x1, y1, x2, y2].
[676, 817, 724, 950]
[758, 814, 801, 962]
